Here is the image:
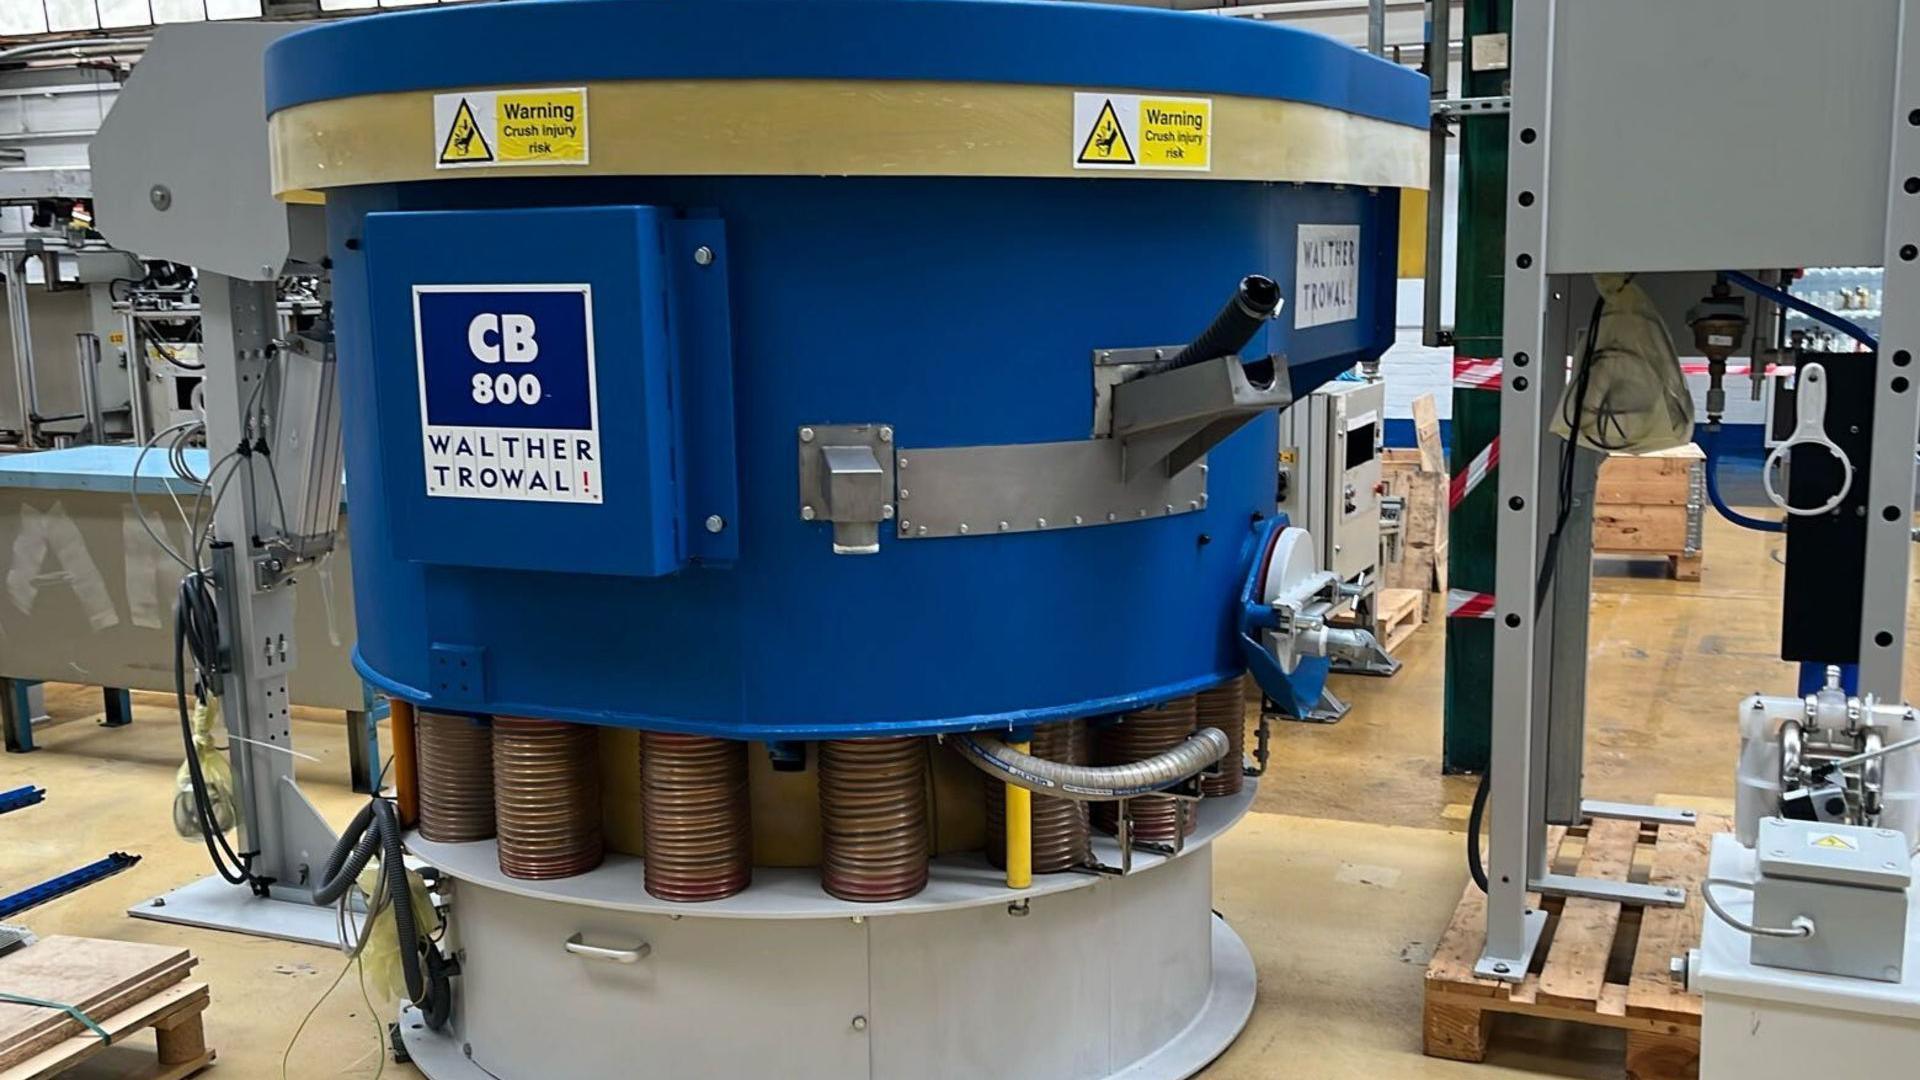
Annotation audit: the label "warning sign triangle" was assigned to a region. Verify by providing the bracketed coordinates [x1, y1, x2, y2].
[439, 98, 494, 164]
[1077, 99, 1135, 165]
[1811, 833, 1857, 850]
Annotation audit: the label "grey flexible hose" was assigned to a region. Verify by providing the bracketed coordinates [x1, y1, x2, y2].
[953, 727, 1231, 802]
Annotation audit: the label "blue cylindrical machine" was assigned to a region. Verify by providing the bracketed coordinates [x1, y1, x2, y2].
[266, 3, 1424, 1076]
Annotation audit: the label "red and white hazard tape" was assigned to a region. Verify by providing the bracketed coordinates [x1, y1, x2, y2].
[1446, 589, 1496, 619]
[1457, 357, 1751, 390]
[1448, 435, 1498, 510]
[1452, 356, 1503, 391]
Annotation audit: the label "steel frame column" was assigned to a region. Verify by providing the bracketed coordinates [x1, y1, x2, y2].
[1475, 0, 1701, 981]
[1475, 0, 1556, 981]
[200, 273, 336, 894]
[130, 274, 344, 948]
[5, 253, 39, 448]
[1860, 0, 1920, 703]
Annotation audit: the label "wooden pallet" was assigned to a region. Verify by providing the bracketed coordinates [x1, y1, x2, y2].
[0, 983, 211, 1080]
[1376, 587, 1425, 652]
[1424, 815, 1729, 1079]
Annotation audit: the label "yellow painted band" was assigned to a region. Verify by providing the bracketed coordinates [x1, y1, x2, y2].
[269, 78, 1428, 194]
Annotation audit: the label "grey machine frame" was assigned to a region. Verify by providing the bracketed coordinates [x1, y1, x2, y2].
[1473, 0, 1920, 980]
[91, 23, 353, 948]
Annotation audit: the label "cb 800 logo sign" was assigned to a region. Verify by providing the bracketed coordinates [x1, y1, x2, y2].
[412, 284, 602, 505]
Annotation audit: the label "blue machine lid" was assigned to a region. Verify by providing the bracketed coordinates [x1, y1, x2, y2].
[264, 0, 1428, 129]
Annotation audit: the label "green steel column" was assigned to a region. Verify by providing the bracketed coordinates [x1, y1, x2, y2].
[1441, 0, 1512, 773]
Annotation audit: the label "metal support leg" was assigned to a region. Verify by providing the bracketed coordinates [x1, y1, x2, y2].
[1421, 0, 1453, 346]
[1857, 0, 1920, 703]
[5, 253, 39, 448]
[1477, 0, 1558, 983]
[347, 709, 381, 795]
[1, 679, 42, 754]
[101, 687, 133, 729]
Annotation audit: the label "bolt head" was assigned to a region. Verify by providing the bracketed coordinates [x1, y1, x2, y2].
[801, 505, 816, 521]
[851, 1016, 868, 1031]
[1665, 887, 1683, 898]
[1492, 962, 1510, 974]
[704, 514, 726, 533]
[693, 245, 715, 266]
[998, 521, 1009, 532]
[882, 504, 895, 520]
[879, 425, 893, 442]
[958, 523, 970, 535]
[1036, 517, 1047, 528]
[148, 184, 171, 211]
[799, 427, 815, 442]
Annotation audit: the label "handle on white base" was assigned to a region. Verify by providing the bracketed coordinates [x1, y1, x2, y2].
[564, 933, 651, 964]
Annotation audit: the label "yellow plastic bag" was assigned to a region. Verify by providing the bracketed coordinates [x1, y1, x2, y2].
[1550, 275, 1695, 454]
[172, 698, 238, 839]
[355, 861, 441, 1003]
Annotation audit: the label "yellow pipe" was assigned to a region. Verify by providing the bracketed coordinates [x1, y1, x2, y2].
[1005, 740, 1033, 889]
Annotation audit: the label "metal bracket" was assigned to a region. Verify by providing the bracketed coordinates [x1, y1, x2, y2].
[1111, 354, 1292, 480]
[1580, 800, 1698, 828]
[1474, 907, 1548, 982]
[1433, 96, 1514, 118]
[796, 423, 896, 555]
[894, 438, 1206, 540]
[1530, 873, 1687, 909]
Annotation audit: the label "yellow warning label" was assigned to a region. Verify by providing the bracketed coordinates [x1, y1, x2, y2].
[1137, 96, 1211, 169]
[1809, 832, 1860, 851]
[433, 87, 588, 170]
[1072, 92, 1211, 172]
[107, 331, 125, 346]
[1076, 99, 1134, 166]
[438, 98, 493, 165]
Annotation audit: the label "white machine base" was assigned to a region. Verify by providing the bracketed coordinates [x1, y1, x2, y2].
[127, 874, 346, 949]
[1697, 834, 1920, 1077]
[399, 903, 1256, 1080]
[400, 789, 1256, 1080]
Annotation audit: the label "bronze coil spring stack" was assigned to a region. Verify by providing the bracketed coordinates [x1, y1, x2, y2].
[492, 717, 603, 880]
[415, 711, 496, 843]
[1092, 696, 1200, 841]
[983, 720, 1091, 873]
[1194, 674, 1249, 797]
[640, 732, 752, 901]
[818, 737, 929, 901]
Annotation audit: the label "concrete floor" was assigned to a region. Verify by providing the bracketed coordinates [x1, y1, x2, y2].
[1, 510, 1914, 1078]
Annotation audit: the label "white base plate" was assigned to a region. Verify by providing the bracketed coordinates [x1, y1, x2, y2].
[127, 874, 347, 949]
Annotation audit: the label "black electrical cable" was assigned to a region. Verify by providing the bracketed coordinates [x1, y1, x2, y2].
[309, 795, 453, 1029]
[173, 573, 267, 892]
[1467, 770, 1490, 892]
[1467, 286, 1611, 893]
[1534, 293, 1610, 611]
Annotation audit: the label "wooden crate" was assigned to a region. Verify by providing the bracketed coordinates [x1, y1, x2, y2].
[1424, 815, 1730, 1080]
[1382, 450, 1449, 605]
[0, 983, 211, 1080]
[1375, 587, 1425, 651]
[1594, 445, 1705, 581]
